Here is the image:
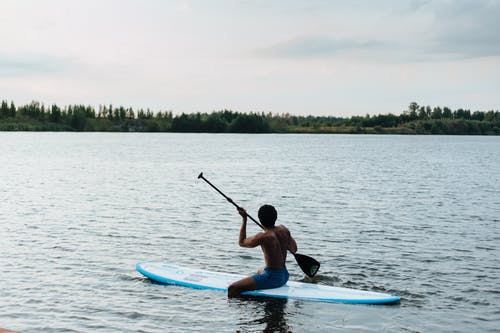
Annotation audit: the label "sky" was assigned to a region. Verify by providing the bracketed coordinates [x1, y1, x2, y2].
[0, 0, 499, 116]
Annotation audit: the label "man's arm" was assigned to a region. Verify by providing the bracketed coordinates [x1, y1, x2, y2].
[237, 207, 262, 248]
[287, 228, 298, 253]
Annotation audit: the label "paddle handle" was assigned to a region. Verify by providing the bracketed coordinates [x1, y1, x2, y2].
[198, 172, 265, 229]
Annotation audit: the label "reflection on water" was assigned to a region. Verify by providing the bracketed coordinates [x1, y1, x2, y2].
[232, 297, 290, 333]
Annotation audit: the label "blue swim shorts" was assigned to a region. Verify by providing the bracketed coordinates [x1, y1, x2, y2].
[252, 267, 289, 290]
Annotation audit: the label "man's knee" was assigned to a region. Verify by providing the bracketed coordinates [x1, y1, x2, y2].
[228, 284, 239, 298]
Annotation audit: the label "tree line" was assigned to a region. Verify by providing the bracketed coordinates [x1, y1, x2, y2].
[1, 100, 499, 134]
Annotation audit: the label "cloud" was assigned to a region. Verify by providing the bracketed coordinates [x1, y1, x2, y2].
[430, 1, 500, 58]
[257, 36, 385, 59]
[256, 0, 500, 63]
[0, 54, 78, 77]
[397, 0, 500, 59]
[176, 1, 191, 12]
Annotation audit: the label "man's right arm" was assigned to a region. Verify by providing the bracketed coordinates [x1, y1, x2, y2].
[287, 228, 297, 253]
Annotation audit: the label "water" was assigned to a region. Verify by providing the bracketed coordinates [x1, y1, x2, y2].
[1, 133, 499, 332]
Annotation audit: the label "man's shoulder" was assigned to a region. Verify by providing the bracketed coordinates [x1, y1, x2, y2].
[275, 225, 289, 232]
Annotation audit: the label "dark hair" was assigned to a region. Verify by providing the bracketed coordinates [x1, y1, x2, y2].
[258, 204, 277, 228]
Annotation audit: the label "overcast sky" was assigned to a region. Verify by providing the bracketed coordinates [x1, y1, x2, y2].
[0, 0, 499, 116]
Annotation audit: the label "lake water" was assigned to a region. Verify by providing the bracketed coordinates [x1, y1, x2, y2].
[1, 133, 499, 332]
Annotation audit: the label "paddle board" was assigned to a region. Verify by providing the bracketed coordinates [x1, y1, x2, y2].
[136, 262, 400, 305]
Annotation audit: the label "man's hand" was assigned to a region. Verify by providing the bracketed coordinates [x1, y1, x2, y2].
[237, 207, 247, 221]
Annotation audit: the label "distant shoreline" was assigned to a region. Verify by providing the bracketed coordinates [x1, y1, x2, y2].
[1, 100, 499, 135]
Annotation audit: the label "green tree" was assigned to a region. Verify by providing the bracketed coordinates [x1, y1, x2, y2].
[442, 107, 452, 118]
[204, 113, 227, 132]
[484, 111, 495, 122]
[471, 111, 484, 121]
[9, 101, 16, 117]
[0, 100, 9, 118]
[431, 107, 443, 119]
[409, 102, 419, 112]
[171, 113, 203, 132]
[70, 110, 87, 131]
[454, 108, 471, 119]
[49, 104, 62, 123]
[107, 104, 113, 120]
[418, 106, 428, 120]
[228, 113, 270, 133]
[408, 102, 419, 120]
[127, 108, 134, 119]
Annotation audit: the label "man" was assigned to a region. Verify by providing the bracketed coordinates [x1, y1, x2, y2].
[228, 204, 297, 297]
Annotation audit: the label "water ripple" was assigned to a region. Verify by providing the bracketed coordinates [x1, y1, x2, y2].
[1, 133, 499, 333]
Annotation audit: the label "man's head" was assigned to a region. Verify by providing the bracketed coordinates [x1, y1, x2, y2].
[258, 204, 277, 228]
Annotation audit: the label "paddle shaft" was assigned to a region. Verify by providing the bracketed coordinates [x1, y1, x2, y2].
[198, 173, 264, 229]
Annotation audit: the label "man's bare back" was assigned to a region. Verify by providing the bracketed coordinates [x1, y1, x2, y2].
[259, 225, 294, 269]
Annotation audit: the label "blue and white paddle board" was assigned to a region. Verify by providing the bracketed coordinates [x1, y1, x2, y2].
[136, 262, 400, 305]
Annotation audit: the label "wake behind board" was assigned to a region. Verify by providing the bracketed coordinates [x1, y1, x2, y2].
[136, 262, 400, 305]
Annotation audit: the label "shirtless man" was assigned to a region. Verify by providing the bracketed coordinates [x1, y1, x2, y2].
[228, 204, 297, 297]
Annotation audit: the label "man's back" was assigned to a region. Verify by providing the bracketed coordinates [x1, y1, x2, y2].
[260, 225, 296, 269]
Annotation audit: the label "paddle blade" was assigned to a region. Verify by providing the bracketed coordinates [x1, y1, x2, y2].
[292, 252, 320, 278]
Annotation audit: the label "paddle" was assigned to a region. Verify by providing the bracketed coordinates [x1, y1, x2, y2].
[197, 172, 320, 278]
